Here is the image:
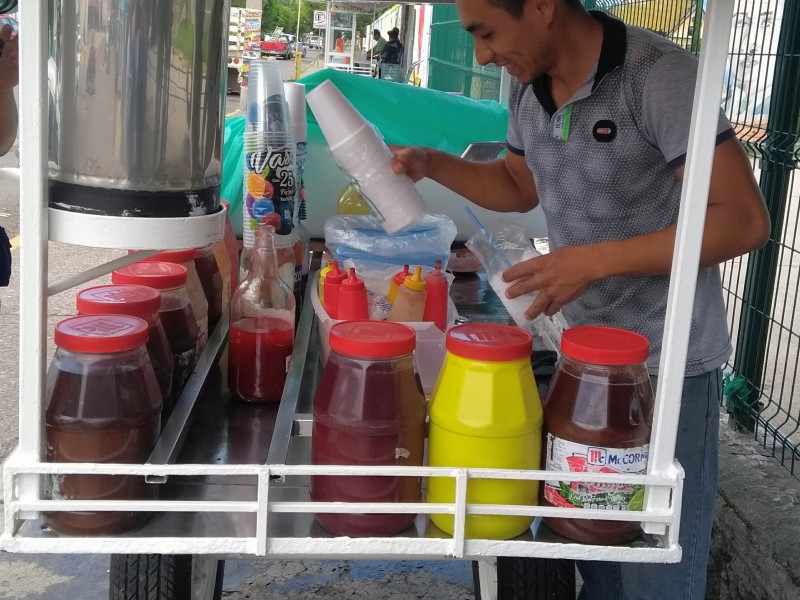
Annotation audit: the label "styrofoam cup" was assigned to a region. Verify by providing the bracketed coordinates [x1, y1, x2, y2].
[306, 79, 368, 147]
[284, 82, 307, 144]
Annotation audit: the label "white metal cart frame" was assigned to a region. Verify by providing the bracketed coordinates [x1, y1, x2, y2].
[3, 0, 735, 575]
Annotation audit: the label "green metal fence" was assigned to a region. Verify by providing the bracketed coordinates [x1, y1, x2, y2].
[605, 0, 800, 477]
[427, 5, 501, 99]
[428, 0, 800, 477]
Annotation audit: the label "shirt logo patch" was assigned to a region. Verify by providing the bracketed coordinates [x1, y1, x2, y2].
[593, 120, 617, 142]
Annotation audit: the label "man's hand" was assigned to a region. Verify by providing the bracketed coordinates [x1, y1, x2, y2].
[0, 24, 18, 92]
[502, 245, 598, 319]
[390, 146, 431, 183]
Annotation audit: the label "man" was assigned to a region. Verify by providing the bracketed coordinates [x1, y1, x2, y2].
[0, 22, 18, 156]
[380, 27, 404, 64]
[391, 0, 769, 598]
[370, 28, 387, 60]
[0, 22, 18, 295]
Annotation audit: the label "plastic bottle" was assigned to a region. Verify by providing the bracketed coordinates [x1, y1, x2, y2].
[323, 261, 347, 319]
[318, 259, 333, 302]
[311, 321, 426, 536]
[194, 245, 224, 329]
[295, 197, 311, 288]
[274, 231, 301, 310]
[387, 266, 426, 323]
[336, 184, 371, 216]
[229, 223, 296, 403]
[211, 240, 232, 318]
[427, 324, 541, 539]
[134, 249, 209, 354]
[423, 259, 449, 331]
[541, 326, 654, 544]
[220, 200, 240, 290]
[387, 264, 410, 305]
[45, 315, 161, 535]
[337, 268, 369, 321]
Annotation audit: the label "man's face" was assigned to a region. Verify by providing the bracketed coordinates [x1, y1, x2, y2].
[373, 32, 379, 40]
[457, 0, 554, 84]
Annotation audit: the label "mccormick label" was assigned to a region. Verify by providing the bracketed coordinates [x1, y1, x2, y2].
[543, 434, 649, 511]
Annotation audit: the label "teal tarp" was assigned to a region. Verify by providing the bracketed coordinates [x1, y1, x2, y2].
[222, 69, 509, 221]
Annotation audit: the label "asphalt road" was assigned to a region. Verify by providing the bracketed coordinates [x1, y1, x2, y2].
[0, 60, 476, 599]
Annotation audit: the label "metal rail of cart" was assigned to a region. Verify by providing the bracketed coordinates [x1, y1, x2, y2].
[1, 1, 739, 598]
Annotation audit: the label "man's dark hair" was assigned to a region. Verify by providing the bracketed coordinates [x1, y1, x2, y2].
[372, 29, 381, 36]
[488, 0, 584, 19]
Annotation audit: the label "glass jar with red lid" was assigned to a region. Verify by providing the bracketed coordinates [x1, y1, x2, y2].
[193, 245, 224, 329]
[134, 248, 209, 353]
[311, 321, 426, 537]
[112, 262, 199, 411]
[76, 284, 173, 407]
[541, 325, 654, 544]
[45, 315, 162, 535]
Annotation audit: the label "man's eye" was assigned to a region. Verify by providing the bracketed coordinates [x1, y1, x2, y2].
[482, 32, 493, 41]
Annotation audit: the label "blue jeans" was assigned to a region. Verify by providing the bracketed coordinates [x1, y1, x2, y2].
[577, 368, 722, 600]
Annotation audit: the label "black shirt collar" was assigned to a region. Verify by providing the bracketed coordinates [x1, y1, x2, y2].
[531, 10, 627, 116]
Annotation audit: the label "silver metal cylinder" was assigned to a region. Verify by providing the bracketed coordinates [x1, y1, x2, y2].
[48, 0, 229, 217]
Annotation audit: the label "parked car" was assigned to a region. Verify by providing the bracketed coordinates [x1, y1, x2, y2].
[284, 34, 307, 58]
[308, 35, 323, 50]
[259, 34, 306, 60]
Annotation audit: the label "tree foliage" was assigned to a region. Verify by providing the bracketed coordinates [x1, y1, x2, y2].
[262, 0, 316, 38]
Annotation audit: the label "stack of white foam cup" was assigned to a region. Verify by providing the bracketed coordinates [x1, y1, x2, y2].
[305, 79, 427, 234]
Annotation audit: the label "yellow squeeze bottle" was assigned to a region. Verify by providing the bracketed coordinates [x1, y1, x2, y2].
[318, 259, 334, 302]
[387, 266, 426, 322]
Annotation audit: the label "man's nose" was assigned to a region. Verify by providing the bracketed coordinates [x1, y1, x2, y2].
[473, 39, 494, 66]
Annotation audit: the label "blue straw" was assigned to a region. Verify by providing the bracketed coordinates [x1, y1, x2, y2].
[464, 205, 513, 269]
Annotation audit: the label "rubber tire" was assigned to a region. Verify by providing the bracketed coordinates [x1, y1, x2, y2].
[473, 558, 576, 600]
[109, 554, 225, 600]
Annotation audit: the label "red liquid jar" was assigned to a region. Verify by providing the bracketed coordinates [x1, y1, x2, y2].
[311, 321, 427, 536]
[541, 326, 654, 544]
[112, 262, 199, 413]
[45, 315, 162, 535]
[76, 284, 174, 407]
[194, 245, 224, 329]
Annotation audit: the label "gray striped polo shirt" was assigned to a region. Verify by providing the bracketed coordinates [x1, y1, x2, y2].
[507, 11, 734, 375]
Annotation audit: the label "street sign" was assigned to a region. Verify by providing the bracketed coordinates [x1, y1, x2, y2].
[313, 10, 327, 28]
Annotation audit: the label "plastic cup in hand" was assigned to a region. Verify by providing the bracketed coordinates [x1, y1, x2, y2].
[307, 80, 427, 234]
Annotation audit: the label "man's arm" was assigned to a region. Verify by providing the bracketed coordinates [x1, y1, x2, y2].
[391, 147, 539, 213]
[0, 26, 18, 157]
[503, 137, 770, 318]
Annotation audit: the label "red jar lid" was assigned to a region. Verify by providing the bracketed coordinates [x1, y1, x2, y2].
[130, 248, 197, 264]
[446, 323, 532, 362]
[329, 321, 416, 358]
[112, 262, 188, 289]
[54, 315, 149, 354]
[561, 325, 649, 366]
[77, 285, 161, 317]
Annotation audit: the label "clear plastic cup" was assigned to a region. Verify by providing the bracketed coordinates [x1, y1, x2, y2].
[247, 61, 290, 135]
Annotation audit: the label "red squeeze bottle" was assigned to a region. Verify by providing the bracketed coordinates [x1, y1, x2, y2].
[323, 261, 347, 319]
[338, 268, 369, 321]
[423, 260, 449, 331]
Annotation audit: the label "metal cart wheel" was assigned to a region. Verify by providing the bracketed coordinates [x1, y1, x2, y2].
[473, 558, 576, 600]
[109, 554, 225, 600]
